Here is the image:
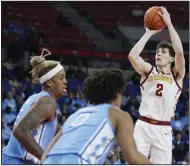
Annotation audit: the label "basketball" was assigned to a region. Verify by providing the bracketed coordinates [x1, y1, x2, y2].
[144, 6, 166, 30]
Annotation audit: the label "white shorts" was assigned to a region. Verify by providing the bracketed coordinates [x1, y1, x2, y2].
[133, 119, 172, 164]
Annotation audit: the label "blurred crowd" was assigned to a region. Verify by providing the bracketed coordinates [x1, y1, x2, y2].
[2, 55, 189, 164]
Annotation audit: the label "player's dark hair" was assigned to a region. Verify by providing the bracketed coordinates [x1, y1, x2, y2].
[83, 68, 125, 105]
[156, 40, 175, 68]
[156, 40, 175, 57]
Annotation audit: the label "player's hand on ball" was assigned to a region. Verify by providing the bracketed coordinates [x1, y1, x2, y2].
[157, 6, 172, 27]
[145, 25, 163, 35]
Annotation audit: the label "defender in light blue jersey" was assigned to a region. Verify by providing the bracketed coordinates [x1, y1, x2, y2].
[2, 49, 67, 164]
[42, 68, 152, 164]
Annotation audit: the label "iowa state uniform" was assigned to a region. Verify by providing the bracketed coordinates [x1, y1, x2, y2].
[134, 66, 182, 164]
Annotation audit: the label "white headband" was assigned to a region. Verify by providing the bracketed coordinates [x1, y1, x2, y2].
[39, 64, 63, 84]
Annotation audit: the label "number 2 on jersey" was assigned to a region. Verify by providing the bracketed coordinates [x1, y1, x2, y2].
[156, 84, 163, 96]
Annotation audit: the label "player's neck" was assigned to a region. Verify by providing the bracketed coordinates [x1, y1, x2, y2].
[156, 65, 171, 74]
[111, 99, 120, 108]
[43, 87, 59, 100]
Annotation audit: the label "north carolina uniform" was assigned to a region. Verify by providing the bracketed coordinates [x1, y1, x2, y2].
[2, 91, 57, 164]
[134, 66, 182, 164]
[43, 104, 117, 164]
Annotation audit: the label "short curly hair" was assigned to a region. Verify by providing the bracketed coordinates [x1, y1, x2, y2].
[83, 68, 125, 105]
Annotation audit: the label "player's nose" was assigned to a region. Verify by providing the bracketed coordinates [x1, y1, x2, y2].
[63, 78, 67, 84]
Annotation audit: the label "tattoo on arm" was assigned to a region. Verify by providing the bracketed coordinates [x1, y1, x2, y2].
[13, 96, 56, 160]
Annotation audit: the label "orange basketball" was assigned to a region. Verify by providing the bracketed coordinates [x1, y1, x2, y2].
[144, 6, 166, 30]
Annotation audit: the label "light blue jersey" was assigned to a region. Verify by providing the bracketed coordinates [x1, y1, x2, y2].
[2, 90, 57, 164]
[45, 104, 117, 164]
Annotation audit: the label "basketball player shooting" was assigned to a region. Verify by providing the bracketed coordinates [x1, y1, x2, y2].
[128, 6, 185, 164]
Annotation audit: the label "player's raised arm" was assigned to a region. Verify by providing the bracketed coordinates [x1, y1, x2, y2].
[158, 6, 185, 79]
[128, 27, 163, 76]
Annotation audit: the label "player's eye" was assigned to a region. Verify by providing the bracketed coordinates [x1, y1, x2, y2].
[59, 76, 64, 80]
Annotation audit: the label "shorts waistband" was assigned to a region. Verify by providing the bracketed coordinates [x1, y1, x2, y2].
[139, 116, 170, 126]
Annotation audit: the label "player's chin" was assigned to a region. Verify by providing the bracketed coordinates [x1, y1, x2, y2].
[60, 90, 67, 96]
[156, 61, 161, 66]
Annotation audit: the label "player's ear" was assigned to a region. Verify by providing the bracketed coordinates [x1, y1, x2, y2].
[170, 57, 174, 63]
[46, 79, 53, 87]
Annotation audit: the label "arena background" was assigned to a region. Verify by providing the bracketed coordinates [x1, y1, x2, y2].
[1, 1, 189, 164]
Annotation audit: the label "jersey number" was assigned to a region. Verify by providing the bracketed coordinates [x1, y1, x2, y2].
[71, 113, 90, 127]
[156, 84, 163, 97]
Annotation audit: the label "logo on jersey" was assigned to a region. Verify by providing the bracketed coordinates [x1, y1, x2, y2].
[146, 75, 173, 84]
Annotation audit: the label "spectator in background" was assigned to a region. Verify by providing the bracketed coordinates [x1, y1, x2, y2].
[3, 106, 16, 127]
[10, 87, 16, 95]
[2, 88, 6, 110]
[121, 91, 131, 106]
[173, 132, 183, 146]
[2, 91, 17, 114]
[22, 83, 36, 100]
[9, 77, 21, 88]
[2, 65, 8, 78]
[72, 92, 82, 108]
[72, 92, 87, 108]
[181, 126, 189, 142]
[9, 86, 23, 111]
[21, 76, 31, 89]
[3, 58, 15, 70]
[173, 132, 187, 163]
[63, 91, 74, 106]
[66, 65, 75, 79]
[2, 114, 12, 145]
[183, 125, 189, 154]
[79, 93, 87, 107]
[171, 113, 184, 132]
[7, 22, 23, 34]
[67, 74, 82, 93]
[173, 143, 186, 163]
[68, 92, 81, 114]
[75, 64, 87, 81]
[181, 110, 189, 126]
[14, 62, 27, 81]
